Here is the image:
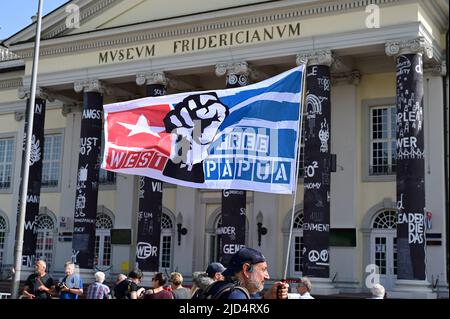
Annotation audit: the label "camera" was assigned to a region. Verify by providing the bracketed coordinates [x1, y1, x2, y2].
[56, 282, 67, 290]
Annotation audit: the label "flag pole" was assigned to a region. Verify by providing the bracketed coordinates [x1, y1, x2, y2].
[11, 0, 44, 299]
[283, 64, 307, 281]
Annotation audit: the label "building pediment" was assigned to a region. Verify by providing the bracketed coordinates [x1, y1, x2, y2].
[3, 0, 269, 45]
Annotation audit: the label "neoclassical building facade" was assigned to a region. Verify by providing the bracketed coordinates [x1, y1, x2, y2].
[0, 0, 448, 298]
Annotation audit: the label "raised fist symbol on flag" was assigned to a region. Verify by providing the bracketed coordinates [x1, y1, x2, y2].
[164, 92, 229, 172]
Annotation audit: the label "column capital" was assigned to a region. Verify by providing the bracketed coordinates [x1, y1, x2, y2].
[74, 79, 106, 93]
[331, 70, 361, 86]
[215, 61, 250, 77]
[385, 37, 433, 58]
[424, 61, 447, 77]
[296, 50, 334, 67]
[17, 86, 54, 101]
[14, 111, 25, 121]
[136, 71, 168, 86]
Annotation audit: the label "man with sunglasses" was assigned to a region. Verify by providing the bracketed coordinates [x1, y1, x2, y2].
[142, 272, 173, 299]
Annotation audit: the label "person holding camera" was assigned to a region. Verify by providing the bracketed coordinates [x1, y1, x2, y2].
[58, 261, 83, 299]
[22, 260, 55, 299]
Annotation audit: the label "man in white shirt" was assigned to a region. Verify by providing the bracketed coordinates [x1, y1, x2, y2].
[371, 283, 386, 299]
[288, 277, 315, 299]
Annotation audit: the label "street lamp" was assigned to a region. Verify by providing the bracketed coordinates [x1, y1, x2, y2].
[256, 211, 267, 246]
[176, 212, 188, 245]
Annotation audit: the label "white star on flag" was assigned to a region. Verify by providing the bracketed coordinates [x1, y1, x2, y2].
[118, 114, 164, 137]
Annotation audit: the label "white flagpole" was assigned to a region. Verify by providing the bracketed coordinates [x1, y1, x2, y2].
[11, 0, 44, 299]
[283, 65, 307, 281]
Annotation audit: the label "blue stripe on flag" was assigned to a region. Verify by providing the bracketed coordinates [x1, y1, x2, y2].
[219, 101, 300, 127]
[220, 70, 302, 108]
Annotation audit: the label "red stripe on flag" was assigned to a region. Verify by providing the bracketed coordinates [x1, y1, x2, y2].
[106, 104, 172, 156]
[105, 148, 169, 171]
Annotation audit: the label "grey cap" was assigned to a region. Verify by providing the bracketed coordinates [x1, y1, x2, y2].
[206, 262, 226, 277]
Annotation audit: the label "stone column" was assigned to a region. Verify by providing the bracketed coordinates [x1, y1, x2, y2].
[215, 62, 249, 265]
[71, 79, 104, 270]
[296, 50, 338, 294]
[386, 37, 435, 298]
[16, 87, 51, 268]
[134, 72, 167, 274]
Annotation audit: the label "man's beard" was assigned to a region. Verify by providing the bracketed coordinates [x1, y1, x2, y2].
[247, 273, 264, 293]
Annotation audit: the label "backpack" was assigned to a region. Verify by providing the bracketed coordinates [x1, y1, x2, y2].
[202, 281, 251, 300]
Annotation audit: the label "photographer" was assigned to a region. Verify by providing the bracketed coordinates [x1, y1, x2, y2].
[22, 260, 54, 299]
[57, 261, 83, 299]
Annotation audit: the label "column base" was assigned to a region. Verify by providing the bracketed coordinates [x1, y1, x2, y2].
[389, 279, 437, 299]
[309, 277, 340, 296]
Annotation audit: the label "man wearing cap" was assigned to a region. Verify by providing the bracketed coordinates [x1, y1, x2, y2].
[206, 262, 226, 281]
[206, 247, 289, 299]
[191, 262, 226, 299]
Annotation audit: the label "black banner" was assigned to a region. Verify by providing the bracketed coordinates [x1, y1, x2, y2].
[135, 84, 165, 271]
[395, 53, 426, 280]
[220, 73, 248, 265]
[303, 65, 331, 278]
[72, 91, 103, 268]
[21, 98, 46, 268]
[221, 189, 247, 265]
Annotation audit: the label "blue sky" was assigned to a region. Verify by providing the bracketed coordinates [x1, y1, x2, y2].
[0, 0, 69, 41]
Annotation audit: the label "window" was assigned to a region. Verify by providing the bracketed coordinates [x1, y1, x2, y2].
[160, 213, 174, 270]
[0, 216, 7, 266]
[292, 213, 304, 274]
[99, 129, 116, 185]
[372, 210, 397, 229]
[297, 122, 306, 178]
[35, 214, 55, 270]
[0, 138, 14, 190]
[95, 213, 113, 269]
[209, 215, 223, 264]
[370, 106, 396, 175]
[372, 210, 398, 279]
[42, 134, 62, 187]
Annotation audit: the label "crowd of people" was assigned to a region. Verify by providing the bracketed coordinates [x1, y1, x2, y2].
[21, 247, 386, 300]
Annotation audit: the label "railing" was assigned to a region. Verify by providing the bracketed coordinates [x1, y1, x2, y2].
[0, 292, 11, 299]
[0, 47, 21, 62]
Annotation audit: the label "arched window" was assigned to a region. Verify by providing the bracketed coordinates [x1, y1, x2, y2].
[160, 213, 174, 271]
[373, 210, 397, 229]
[209, 215, 223, 264]
[95, 213, 113, 269]
[35, 214, 55, 270]
[291, 213, 304, 276]
[371, 209, 398, 287]
[0, 215, 7, 266]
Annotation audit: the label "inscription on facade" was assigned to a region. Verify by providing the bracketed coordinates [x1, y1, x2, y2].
[98, 22, 300, 64]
